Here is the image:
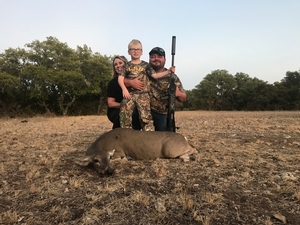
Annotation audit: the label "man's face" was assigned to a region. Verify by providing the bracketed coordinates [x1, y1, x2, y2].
[149, 54, 166, 71]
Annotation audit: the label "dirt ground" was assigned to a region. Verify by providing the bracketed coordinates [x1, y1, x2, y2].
[1, 111, 300, 225]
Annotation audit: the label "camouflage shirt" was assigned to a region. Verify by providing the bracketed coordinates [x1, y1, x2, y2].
[119, 60, 155, 94]
[150, 68, 185, 115]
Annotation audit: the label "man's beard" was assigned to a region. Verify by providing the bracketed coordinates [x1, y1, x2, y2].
[150, 63, 163, 71]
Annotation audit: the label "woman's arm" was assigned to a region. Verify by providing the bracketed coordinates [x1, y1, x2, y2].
[107, 97, 120, 108]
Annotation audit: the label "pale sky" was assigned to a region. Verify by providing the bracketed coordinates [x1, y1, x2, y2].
[1, 0, 299, 90]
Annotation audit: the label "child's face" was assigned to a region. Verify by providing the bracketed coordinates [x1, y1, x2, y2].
[128, 44, 142, 60]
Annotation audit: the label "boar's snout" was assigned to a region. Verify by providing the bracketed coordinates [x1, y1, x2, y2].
[104, 166, 115, 175]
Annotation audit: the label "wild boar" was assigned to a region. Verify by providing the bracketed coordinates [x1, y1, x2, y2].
[75, 128, 196, 175]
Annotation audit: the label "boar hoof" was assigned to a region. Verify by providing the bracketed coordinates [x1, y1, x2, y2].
[189, 155, 196, 161]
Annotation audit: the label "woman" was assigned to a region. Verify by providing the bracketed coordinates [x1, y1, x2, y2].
[107, 56, 141, 129]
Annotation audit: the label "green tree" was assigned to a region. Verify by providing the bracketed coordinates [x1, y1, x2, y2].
[18, 65, 50, 113]
[24, 37, 86, 115]
[52, 70, 86, 116]
[248, 79, 275, 110]
[0, 48, 28, 77]
[192, 70, 236, 110]
[272, 82, 289, 110]
[0, 48, 29, 115]
[280, 70, 300, 109]
[233, 72, 255, 110]
[233, 73, 282, 110]
[183, 90, 196, 110]
[0, 72, 19, 115]
[233, 76, 274, 110]
[76, 45, 111, 115]
[26, 36, 80, 71]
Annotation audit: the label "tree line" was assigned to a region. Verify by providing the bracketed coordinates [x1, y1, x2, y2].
[184, 69, 300, 111]
[0, 37, 299, 117]
[0, 37, 111, 116]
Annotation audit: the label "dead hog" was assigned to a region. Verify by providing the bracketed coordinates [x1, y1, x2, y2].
[76, 128, 196, 175]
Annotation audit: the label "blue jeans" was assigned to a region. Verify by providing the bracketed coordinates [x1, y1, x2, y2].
[151, 110, 168, 131]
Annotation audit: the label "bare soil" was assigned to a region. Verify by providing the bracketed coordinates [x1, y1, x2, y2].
[1, 111, 300, 225]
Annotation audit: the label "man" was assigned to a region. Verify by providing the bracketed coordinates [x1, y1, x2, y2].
[148, 47, 186, 131]
[126, 47, 186, 131]
[118, 40, 174, 131]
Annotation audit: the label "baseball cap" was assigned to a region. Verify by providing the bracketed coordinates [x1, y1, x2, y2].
[149, 47, 165, 57]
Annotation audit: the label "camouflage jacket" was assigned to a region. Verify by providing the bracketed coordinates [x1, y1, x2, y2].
[150, 68, 185, 115]
[120, 60, 155, 94]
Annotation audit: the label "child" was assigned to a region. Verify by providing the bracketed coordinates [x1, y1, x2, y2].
[118, 39, 175, 131]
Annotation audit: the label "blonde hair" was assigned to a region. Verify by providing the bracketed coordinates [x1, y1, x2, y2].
[128, 39, 142, 50]
[112, 55, 128, 78]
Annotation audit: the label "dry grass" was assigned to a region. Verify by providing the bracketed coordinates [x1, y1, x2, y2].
[1, 111, 300, 224]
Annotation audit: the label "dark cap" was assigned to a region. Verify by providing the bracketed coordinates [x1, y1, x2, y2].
[149, 47, 165, 57]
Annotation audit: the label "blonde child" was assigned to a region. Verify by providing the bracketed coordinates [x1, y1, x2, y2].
[118, 39, 175, 131]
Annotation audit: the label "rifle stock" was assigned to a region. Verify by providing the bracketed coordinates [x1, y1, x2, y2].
[167, 36, 177, 132]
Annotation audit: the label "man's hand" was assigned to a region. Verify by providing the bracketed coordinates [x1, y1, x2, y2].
[124, 77, 144, 91]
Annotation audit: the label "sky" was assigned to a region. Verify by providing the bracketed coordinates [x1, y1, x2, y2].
[1, 0, 299, 90]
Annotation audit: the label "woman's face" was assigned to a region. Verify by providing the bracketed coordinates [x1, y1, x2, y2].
[113, 58, 125, 74]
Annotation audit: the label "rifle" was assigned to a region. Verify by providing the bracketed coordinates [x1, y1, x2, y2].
[167, 36, 177, 132]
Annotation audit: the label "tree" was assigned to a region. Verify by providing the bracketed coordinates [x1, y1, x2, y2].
[248, 79, 274, 110]
[0, 37, 113, 116]
[280, 70, 300, 109]
[272, 82, 289, 110]
[24, 37, 86, 115]
[0, 48, 29, 115]
[52, 70, 87, 116]
[18, 65, 51, 114]
[192, 70, 236, 110]
[76, 45, 111, 115]
[233, 72, 255, 110]
[0, 48, 28, 77]
[183, 90, 196, 110]
[0, 72, 19, 115]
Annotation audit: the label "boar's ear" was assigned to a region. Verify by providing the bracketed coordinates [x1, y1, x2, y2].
[75, 154, 95, 166]
[108, 149, 115, 158]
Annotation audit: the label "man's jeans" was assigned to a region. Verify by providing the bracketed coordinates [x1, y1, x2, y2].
[151, 110, 168, 131]
[131, 109, 168, 131]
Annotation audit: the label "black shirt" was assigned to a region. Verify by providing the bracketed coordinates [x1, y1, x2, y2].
[107, 77, 122, 117]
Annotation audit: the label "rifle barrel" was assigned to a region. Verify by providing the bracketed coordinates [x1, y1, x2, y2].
[171, 36, 176, 66]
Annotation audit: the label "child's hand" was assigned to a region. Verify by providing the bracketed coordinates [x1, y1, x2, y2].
[168, 66, 176, 74]
[123, 90, 131, 99]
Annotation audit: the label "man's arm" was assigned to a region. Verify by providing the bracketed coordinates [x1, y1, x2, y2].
[175, 87, 186, 102]
[124, 77, 144, 91]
